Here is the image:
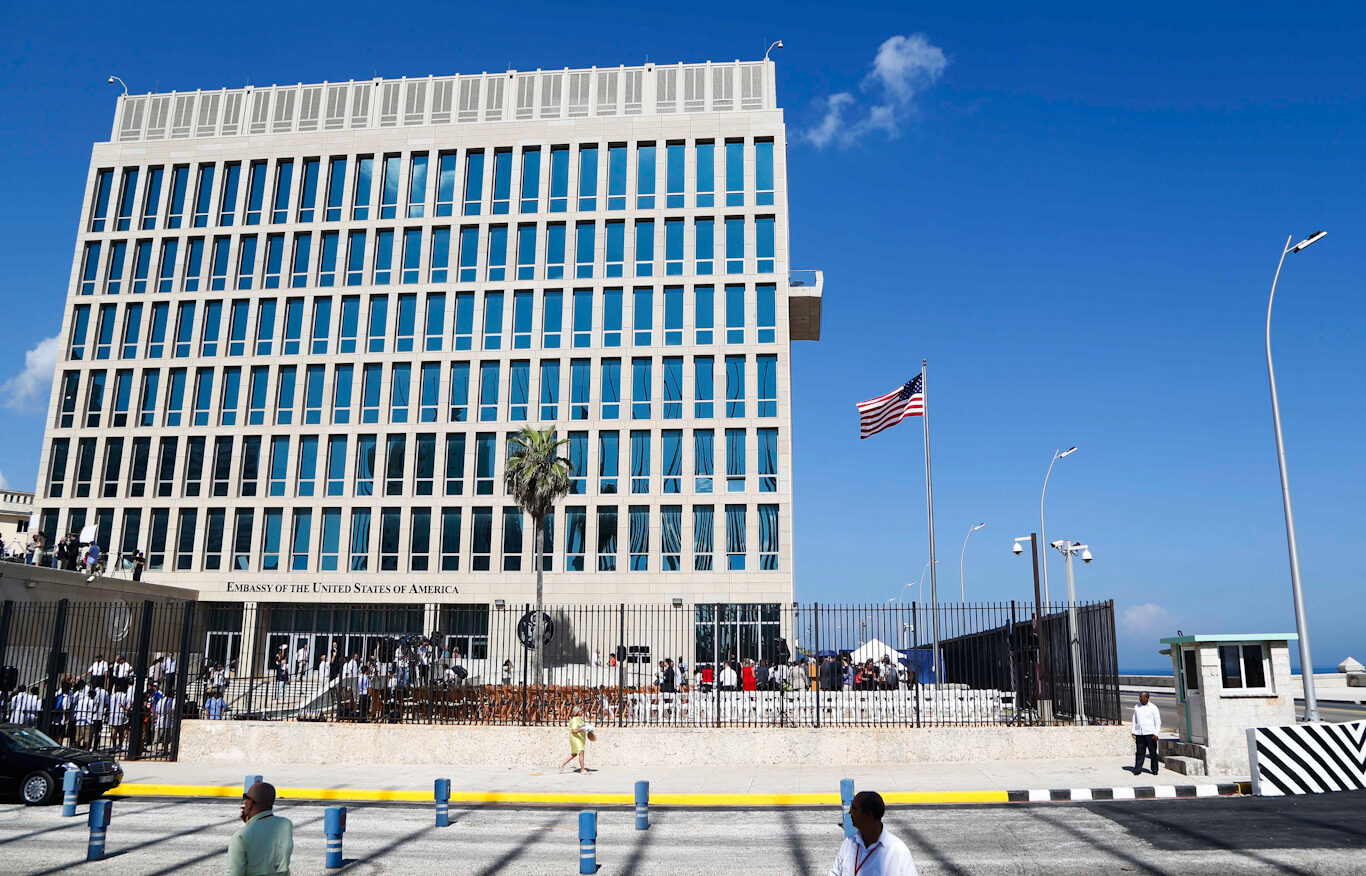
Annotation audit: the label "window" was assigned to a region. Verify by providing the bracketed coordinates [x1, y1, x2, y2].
[320, 508, 341, 571]
[570, 359, 590, 419]
[129, 240, 153, 294]
[635, 220, 654, 276]
[137, 370, 159, 427]
[247, 366, 268, 425]
[694, 429, 714, 493]
[147, 302, 169, 358]
[601, 358, 620, 419]
[338, 296, 359, 354]
[410, 507, 431, 571]
[264, 234, 284, 287]
[361, 363, 382, 423]
[111, 370, 132, 427]
[758, 355, 778, 417]
[198, 300, 222, 357]
[148, 509, 170, 571]
[332, 364, 353, 424]
[276, 365, 297, 425]
[694, 356, 714, 418]
[726, 285, 746, 344]
[326, 436, 347, 496]
[89, 169, 113, 231]
[227, 299, 249, 356]
[758, 428, 778, 493]
[127, 438, 150, 498]
[192, 368, 213, 426]
[232, 508, 254, 571]
[463, 150, 484, 215]
[290, 509, 312, 571]
[420, 362, 440, 423]
[402, 228, 422, 284]
[211, 437, 233, 497]
[219, 162, 241, 225]
[69, 306, 91, 360]
[577, 144, 598, 211]
[426, 292, 446, 351]
[725, 141, 745, 206]
[203, 508, 224, 570]
[79, 243, 102, 295]
[756, 139, 775, 205]
[156, 437, 178, 497]
[458, 226, 479, 282]
[478, 362, 500, 421]
[725, 504, 746, 570]
[726, 355, 746, 417]
[696, 141, 717, 209]
[491, 149, 512, 214]
[573, 289, 593, 348]
[115, 168, 139, 230]
[483, 291, 504, 350]
[94, 304, 116, 360]
[207, 237, 229, 291]
[576, 221, 596, 278]
[449, 361, 470, 422]
[157, 239, 177, 292]
[509, 360, 530, 421]
[603, 287, 622, 346]
[1219, 644, 1270, 690]
[663, 357, 683, 419]
[726, 219, 745, 275]
[516, 225, 536, 280]
[74, 437, 97, 497]
[622, 430, 648, 494]
[759, 504, 779, 569]
[408, 152, 429, 218]
[631, 358, 651, 419]
[547, 224, 566, 279]
[318, 231, 340, 286]
[520, 147, 540, 213]
[283, 298, 304, 355]
[297, 435, 318, 497]
[390, 363, 412, 423]
[440, 507, 462, 570]
[696, 219, 714, 276]
[549, 145, 569, 212]
[192, 163, 214, 227]
[726, 428, 746, 492]
[377, 154, 400, 219]
[540, 359, 560, 420]
[164, 369, 186, 427]
[436, 152, 457, 216]
[349, 508, 371, 571]
[84, 371, 106, 428]
[396, 293, 416, 352]
[563, 432, 587, 494]
[430, 227, 450, 283]
[472, 507, 492, 571]
[607, 144, 627, 210]
[757, 284, 778, 343]
[564, 506, 586, 571]
[325, 157, 346, 221]
[475, 433, 495, 495]
[693, 505, 714, 570]
[355, 434, 377, 496]
[629, 506, 649, 570]
[664, 142, 685, 208]
[121, 303, 142, 359]
[385, 434, 407, 495]
[597, 506, 618, 571]
[141, 166, 164, 229]
[374, 229, 394, 284]
[368, 295, 388, 353]
[272, 159, 292, 224]
[512, 290, 533, 348]
[168, 165, 189, 228]
[415, 433, 436, 495]
[245, 161, 266, 224]
[605, 221, 624, 276]
[445, 433, 466, 495]
[665, 219, 683, 276]
[311, 297, 331, 355]
[47, 438, 70, 498]
[757, 217, 775, 274]
[543, 290, 563, 348]
[268, 436, 290, 496]
[219, 367, 240, 426]
[636, 142, 657, 209]
[502, 507, 523, 570]
[290, 233, 311, 287]
[598, 429, 620, 491]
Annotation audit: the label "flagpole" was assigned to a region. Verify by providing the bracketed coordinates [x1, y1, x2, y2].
[920, 359, 942, 684]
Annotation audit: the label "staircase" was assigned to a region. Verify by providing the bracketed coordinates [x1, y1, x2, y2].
[1159, 738, 1207, 776]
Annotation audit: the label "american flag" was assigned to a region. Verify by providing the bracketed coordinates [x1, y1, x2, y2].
[857, 374, 925, 439]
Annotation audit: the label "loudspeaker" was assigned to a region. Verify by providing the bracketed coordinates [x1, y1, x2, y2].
[0, 665, 17, 693]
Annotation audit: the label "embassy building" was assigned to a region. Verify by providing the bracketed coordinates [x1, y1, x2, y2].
[36, 59, 822, 673]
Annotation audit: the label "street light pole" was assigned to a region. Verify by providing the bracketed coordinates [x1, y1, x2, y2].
[1039, 447, 1077, 605]
[1266, 230, 1326, 723]
[959, 522, 985, 602]
[1054, 540, 1090, 725]
[1014, 534, 1053, 724]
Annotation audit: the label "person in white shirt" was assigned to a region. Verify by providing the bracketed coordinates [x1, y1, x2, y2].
[8, 686, 41, 725]
[204, 690, 228, 719]
[828, 791, 919, 876]
[342, 655, 360, 678]
[88, 655, 110, 690]
[1130, 691, 1163, 775]
[294, 642, 309, 677]
[719, 662, 739, 690]
[107, 686, 132, 752]
[154, 695, 176, 748]
[110, 655, 133, 684]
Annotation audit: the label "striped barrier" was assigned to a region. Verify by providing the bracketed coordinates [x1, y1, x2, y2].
[1247, 719, 1366, 796]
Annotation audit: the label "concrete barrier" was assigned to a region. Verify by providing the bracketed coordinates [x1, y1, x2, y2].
[179, 721, 1128, 766]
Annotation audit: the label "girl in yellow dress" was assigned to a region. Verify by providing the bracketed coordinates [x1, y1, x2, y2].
[558, 705, 592, 773]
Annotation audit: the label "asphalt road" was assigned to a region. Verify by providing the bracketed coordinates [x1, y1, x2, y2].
[1, 793, 1363, 874]
[1130, 691, 1366, 733]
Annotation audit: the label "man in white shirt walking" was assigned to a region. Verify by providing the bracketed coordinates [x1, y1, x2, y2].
[1130, 691, 1163, 775]
[8, 686, 41, 726]
[827, 791, 919, 876]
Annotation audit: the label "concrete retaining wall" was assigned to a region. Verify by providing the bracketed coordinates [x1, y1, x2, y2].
[179, 720, 1128, 767]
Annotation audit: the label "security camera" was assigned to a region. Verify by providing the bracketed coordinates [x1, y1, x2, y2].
[1050, 540, 1065, 549]
[1080, 548, 1093, 564]
[1011, 542, 1024, 555]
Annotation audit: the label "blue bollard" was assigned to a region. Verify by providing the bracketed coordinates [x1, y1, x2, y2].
[578, 811, 597, 874]
[840, 778, 855, 838]
[87, 799, 111, 861]
[62, 767, 83, 817]
[434, 778, 450, 827]
[244, 774, 263, 794]
[634, 780, 649, 830]
[324, 806, 347, 869]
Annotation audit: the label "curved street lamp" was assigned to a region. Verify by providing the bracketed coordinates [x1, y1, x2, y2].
[959, 522, 986, 602]
[1039, 446, 1077, 604]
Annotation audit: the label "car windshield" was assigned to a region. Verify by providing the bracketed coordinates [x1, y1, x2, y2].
[1, 727, 62, 751]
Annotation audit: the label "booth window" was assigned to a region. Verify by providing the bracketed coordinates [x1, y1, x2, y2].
[1218, 644, 1268, 691]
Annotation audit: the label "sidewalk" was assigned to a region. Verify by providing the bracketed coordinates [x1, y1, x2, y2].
[115, 757, 1249, 806]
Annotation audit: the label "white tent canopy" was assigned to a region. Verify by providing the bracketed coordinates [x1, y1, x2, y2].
[850, 638, 901, 664]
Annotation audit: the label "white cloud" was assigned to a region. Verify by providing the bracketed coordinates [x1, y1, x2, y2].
[1122, 603, 1177, 639]
[804, 33, 948, 148]
[0, 335, 61, 413]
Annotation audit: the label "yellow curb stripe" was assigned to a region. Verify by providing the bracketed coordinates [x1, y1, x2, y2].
[114, 784, 1009, 806]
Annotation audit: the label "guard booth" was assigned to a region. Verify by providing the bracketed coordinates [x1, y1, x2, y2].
[1160, 633, 1297, 775]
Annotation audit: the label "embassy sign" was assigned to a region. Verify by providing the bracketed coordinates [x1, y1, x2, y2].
[224, 581, 461, 597]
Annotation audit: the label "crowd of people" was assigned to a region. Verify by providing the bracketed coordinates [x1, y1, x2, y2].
[2, 651, 180, 753]
[0, 532, 148, 581]
[630, 653, 914, 694]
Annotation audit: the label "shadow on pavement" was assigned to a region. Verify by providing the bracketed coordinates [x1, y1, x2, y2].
[892, 817, 975, 876]
[1023, 807, 1170, 876]
[138, 813, 326, 876]
[777, 807, 817, 873]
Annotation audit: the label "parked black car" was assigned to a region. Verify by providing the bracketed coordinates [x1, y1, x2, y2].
[0, 724, 123, 804]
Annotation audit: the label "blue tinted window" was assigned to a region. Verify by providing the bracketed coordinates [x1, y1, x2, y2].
[758, 284, 776, 343]
[696, 218, 714, 275]
[632, 357, 651, 419]
[271, 160, 292, 223]
[486, 226, 507, 281]
[430, 227, 450, 283]
[354, 156, 375, 220]
[633, 287, 652, 345]
[695, 285, 714, 345]
[757, 217, 775, 274]
[605, 221, 624, 277]
[576, 222, 595, 278]
[298, 158, 319, 222]
[549, 146, 569, 212]
[479, 362, 500, 421]
[483, 291, 504, 350]
[635, 220, 654, 277]
[491, 150, 512, 214]
[539, 359, 559, 420]
[577, 145, 598, 211]
[245, 161, 265, 224]
[408, 153, 428, 218]
[695, 142, 714, 207]
[436, 152, 457, 216]
[637, 143, 656, 208]
[219, 163, 240, 225]
[520, 148, 540, 212]
[459, 227, 479, 282]
[756, 140, 775, 205]
[89, 169, 113, 231]
[607, 145, 627, 210]
[726, 218, 744, 274]
[547, 224, 566, 278]
[463, 151, 484, 215]
[726, 285, 745, 344]
[325, 157, 346, 221]
[168, 165, 189, 228]
[603, 288, 622, 347]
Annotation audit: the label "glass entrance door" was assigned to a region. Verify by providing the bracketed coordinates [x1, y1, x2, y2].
[204, 631, 242, 674]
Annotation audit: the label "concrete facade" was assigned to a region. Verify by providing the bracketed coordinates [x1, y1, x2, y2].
[0, 489, 34, 555]
[179, 719, 1129, 767]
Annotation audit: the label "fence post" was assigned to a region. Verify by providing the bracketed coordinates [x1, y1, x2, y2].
[912, 602, 920, 728]
[40, 599, 70, 736]
[0, 599, 14, 683]
[521, 603, 530, 725]
[713, 603, 722, 728]
[617, 603, 625, 728]
[813, 603, 821, 729]
[126, 600, 156, 760]
[169, 600, 195, 761]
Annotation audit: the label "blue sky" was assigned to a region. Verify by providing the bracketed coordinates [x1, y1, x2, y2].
[1, 2, 1363, 670]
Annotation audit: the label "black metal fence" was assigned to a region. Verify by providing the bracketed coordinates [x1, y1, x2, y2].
[176, 599, 1119, 732]
[0, 598, 195, 761]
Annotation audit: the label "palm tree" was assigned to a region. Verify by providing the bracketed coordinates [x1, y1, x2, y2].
[504, 425, 572, 683]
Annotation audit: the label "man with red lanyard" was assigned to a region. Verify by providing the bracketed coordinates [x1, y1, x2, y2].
[827, 791, 919, 876]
